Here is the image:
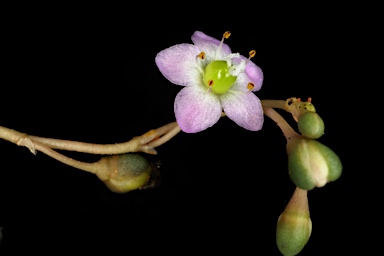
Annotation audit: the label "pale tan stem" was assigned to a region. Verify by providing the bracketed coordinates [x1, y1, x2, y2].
[0, 126, 27, 144]
[0, 126, 37, 154]
[261, 100, 288, 111]
[33, 140, 102, 174]
[146, 122, 181, 148]
[29, 133, 151, 155]
[28, 122, 179, 155]
[285, 187, 309, 213]
[262, 106, 300, 141]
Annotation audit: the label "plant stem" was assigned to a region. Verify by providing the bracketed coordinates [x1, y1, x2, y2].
[261, 100, 288, 111]
[262, 106, 300, 142]
[0, 121, 180, 156]
[33, 140, 102, 174]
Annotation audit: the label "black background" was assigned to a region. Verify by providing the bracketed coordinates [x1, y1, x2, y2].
[0, 6, 357, 255]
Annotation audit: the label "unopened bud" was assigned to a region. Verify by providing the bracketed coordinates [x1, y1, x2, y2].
[276, 187, 312, 256]
[298, 112, 324, 139]
[287, 137, 342, 190]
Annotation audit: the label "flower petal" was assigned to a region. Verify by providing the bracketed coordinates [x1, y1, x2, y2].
[231, 55, 263, 92]
[174, 85, 222, 133]
[245, 61, 264, 91]
[220, 91, 264, 131]
[230, 72, 251, 93]
[191, 31, 232, 62]
[155, 43, 202, 86]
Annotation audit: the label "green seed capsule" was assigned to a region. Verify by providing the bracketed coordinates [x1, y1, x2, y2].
[298, 112, 324, 139]
[276, 188, 312, 256]
[287, 137, 342, 190]
[96, 153, 159, 193]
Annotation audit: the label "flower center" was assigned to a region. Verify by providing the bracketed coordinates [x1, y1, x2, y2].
[203, 60, 237, 94]
[196, 31, 257, 95]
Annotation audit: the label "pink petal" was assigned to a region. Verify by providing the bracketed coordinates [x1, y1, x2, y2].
[231, 56, 263, 92]
[231, 72, 252, 93]
[220, 91, 264, 131]
[174, 85, 222, 133]
[155, 43, 202, 86]
[191, 31, 232, 62]
[245, 61, 264, 91]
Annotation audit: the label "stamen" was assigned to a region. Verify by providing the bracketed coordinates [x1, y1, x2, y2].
[216, 31, 231, 59]
[223, 31, 231, 39]
[195, 52, 205, 75]
[246, 50, 256, 64]
[249, 50, 256, 59]
[205, 79, 214, 93]
[197, 52, 205, 60]
[307, 97, 312, 103]
[247, 82, 255, 91]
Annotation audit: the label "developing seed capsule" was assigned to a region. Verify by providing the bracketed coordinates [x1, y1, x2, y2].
[298, 112, 324, 139]
[276, 187, 312, 256]
[286, 137, 342, 190]
[96, 153, 160, 193]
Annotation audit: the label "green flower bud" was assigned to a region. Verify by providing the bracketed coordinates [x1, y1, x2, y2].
[287, 137, 342, 190]
[96, 153, 160, 193]
[277, 187, 312, 256]
[298, 112, 324, 139]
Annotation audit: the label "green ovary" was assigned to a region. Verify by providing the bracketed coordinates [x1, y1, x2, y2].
[203, 61, 237, 94]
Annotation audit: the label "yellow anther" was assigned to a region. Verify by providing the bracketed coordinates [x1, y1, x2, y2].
[208, 80, 214, 86]
[223, 31, 231, 39]
[249, 50, 256, 58]
[197, 52, 206, 59]
[247, 82, 255, 91]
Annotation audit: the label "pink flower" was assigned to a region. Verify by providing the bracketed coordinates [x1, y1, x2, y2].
[155, 31, 264, 133]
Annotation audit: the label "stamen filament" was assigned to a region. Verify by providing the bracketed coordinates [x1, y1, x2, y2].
[246, 50, 256, 64]
[195, 52, 206, 75]
[216, 31, 231, 59]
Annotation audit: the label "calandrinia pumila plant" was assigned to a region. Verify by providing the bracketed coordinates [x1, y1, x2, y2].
[0, 31, 342, 256]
